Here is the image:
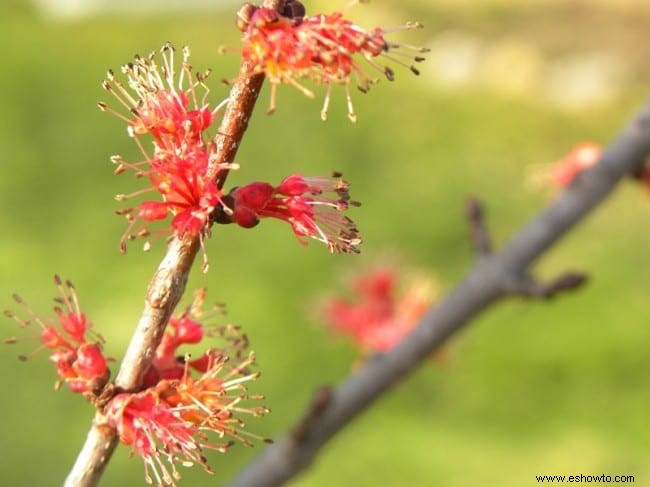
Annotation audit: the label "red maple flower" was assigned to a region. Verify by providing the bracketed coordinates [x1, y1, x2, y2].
[241, 8, 315, 111]
[144, 288, 234, 387]
[138, 148, 222, 241]
[545, 143, 650, 192]
[528, 141, 650, 195]
[155, 350, 268, 448]
[100, 43, 232, 267]
[4, 275, 110, 395]
[324, 267, 435, 354]
[216, 173, 362, 253]
[241, 5, 428, 121]
[106, 390, 207, 486]
[107, 290, 268, 486]
[550, 142, 602, 187]
[100, 43, 223, 152]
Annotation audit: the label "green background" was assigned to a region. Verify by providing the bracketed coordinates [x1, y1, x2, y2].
[0, 1, 648, 486]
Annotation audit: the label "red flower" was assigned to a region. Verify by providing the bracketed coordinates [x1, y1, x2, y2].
[241, 8, 315, 113]
[145, 288, 232, 387]
[218, 173, 362, 254]
[4, 276, 110, 395]
[241, 6, 428, 121]
[139, 148, 222, 240]
[542, 142, 650, 193]
[550, 142, 602, 187]
[324, 268, 435, 354]
[100, 43, 222, 151]
[155, 350, 268, 447]
[106, 391, 205, 487]
[66, 343, 109, 393]
[107, 290, 268, 486]
[100, 43, 231, 266]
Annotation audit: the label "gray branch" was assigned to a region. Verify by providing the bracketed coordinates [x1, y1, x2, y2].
[228, 100, 650, 487]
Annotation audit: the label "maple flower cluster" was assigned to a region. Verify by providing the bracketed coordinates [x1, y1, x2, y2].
[99, 43, 229, 267]
[6, 280, 267, 487]
[214, 173, 362, 253]
[239, 2, 429, 121]
[540, 142, 650, 192]
[549, 142, 603, 187]
[106, 290, 268, 487]
[324, 267, 435, 354]
[101, 43, 361, 264]
[4, 276, 109, 397]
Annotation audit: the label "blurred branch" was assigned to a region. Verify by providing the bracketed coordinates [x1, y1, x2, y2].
[228, 100, 650, 487]
[466, 197, 492, 256]
[508, 272, 588, 299]
[62, 1, 289, 485]
[290, 387, 334, 442]
[466, 197, 588, 298]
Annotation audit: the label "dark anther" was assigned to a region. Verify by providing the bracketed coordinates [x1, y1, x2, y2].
[211, 194, 236, 225]
[281, 0, 306, 20]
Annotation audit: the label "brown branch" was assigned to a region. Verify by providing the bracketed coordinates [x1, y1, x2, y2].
[466, 197, 492, 256]
[63, 2, 290, 484]
[227, 100, 650, 487]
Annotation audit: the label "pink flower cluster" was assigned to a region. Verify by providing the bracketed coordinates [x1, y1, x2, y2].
[550, 142, 603, 187]
[4, 276, 109, 396]
[547, 142, 650, 191]
[324, 268, 435, 354]
[214, 173, 362, 254]
[5, 280, 267, 486]
[100, 43, 230, 265]
[101, 44, 362, 264]
[106, 290, 268, 486]
[240, 3, 429, 121]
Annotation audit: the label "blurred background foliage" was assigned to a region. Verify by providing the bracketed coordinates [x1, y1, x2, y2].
[0, 0, 648, 486]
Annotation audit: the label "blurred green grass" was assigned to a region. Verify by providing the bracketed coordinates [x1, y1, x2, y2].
[0, 2, 649, 486]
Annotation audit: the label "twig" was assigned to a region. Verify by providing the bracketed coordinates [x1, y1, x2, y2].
[63, 2, 287, 485]
[510, 272, 588, 299]
[227, 100, 650, 487]
[467, 197, 588, 298]
[466, 197, 492, 256]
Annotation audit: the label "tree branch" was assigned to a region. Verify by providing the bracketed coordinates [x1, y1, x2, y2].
[508, 272, 588, 299]
[228, 100, 650, 487]
[62, 1, 290, 484]
[466, 197, 492, 256]
[466, 197, 589, 298]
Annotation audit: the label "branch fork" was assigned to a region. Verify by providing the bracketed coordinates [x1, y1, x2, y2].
[466, 197, 588, 299]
